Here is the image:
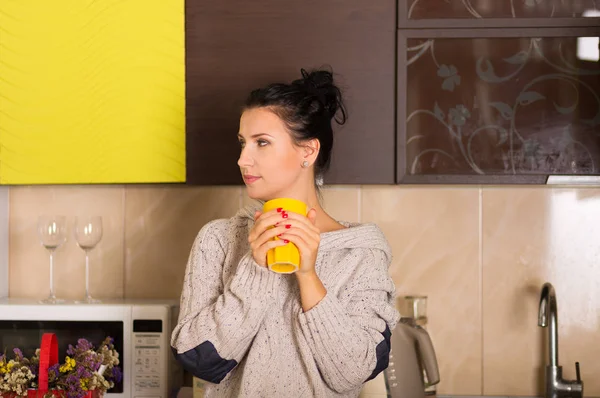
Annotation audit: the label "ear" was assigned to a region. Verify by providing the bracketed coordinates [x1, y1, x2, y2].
[302, 138, 320, 165]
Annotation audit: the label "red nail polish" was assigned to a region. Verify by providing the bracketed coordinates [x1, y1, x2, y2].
[282, 212, 288, 218]
[283, 239, 289, 244]
[277, 207, 283, 212]
[285, 224, 291, 229]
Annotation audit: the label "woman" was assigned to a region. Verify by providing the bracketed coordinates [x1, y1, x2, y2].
[171, 68, 400, 397]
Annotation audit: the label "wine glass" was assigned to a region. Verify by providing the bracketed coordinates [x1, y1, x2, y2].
[74, 216, 103, 304]
[37, 215, 67, 304]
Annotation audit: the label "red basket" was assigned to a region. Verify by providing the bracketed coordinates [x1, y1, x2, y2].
[25, 333, 100, 398]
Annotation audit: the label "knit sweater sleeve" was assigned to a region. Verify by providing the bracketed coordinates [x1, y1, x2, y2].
[170, 219, 280, 384]
[297, 248, 400, 394]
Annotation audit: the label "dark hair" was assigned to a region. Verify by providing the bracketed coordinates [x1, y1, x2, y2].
[243, 67, 347, 178]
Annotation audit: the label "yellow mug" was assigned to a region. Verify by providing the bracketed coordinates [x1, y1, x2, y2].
[262, 198, 308, 274]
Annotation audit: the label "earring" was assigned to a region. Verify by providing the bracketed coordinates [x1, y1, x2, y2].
[302, 161, 309, 168]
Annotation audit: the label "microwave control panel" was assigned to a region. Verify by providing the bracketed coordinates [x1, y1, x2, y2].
[133, 318, 165, 397]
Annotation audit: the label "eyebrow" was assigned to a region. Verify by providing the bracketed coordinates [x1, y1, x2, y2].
[237, 133, 273, 139]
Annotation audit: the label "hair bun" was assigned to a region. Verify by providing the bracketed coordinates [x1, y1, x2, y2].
[298, 68, 347, 125]
[300, 68, 333, 91]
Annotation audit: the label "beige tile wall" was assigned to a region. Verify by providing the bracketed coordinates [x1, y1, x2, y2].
[362, 186, 482, 395]
[482, 187, 600, 396]
[8, 184, 600, 397]
[10, 185, 125, 300]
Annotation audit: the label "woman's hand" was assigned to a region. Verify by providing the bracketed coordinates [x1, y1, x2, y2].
[277, 208, 320, 275]
[279, 208, 326, 311]
[248, 208, 290, 267]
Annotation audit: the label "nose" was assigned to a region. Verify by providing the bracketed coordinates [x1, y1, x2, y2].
[237, 146, 253, 168]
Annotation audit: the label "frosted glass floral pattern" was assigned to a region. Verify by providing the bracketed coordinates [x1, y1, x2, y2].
[405, 36, 600, 176]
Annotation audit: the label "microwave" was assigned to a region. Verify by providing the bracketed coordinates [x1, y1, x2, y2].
[0, 298, 184, 398]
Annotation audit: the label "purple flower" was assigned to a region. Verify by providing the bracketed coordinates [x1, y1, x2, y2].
[66, 338, 93, 357]
[13, 348, 24, 361]
[66, 344, 76, 357]
[48, 363, 60, 381]
[74, 351, 101, 372]
[64, 373, 87, 398]
[76, 339, 94, 352]
[0, 353, 5, 362]
[76, 365, 92, 380]
[66, 386, 86, 398]
[92, 357, 102, 371]
[68, 374, 78, 384]
[111, 366, 123, 383]
[29, 363, 39, 379]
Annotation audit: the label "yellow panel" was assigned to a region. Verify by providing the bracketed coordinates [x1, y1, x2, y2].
[0, 0, 185, 184]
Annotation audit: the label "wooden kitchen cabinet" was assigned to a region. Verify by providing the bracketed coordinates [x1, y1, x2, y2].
[397, 27, 600, 184]
[185, 0, 397, 185]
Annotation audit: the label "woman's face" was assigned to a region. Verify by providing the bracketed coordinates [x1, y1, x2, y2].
[237, 107, 311, 201]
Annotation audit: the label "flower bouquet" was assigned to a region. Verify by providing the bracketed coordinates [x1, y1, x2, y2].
[0, 333, 122, 398]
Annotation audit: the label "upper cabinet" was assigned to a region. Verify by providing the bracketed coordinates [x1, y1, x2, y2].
[2, 0, 596, 185]
[396, 0, 600, 184]
[402, 0, 600, 21]
[0, 1, 186, 185]
[185, 0, 397, 185]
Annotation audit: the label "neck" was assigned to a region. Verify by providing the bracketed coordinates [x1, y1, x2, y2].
[266, 176, 333, 231]
[284, 187, 343, 233]
[273, 182, 321, 212]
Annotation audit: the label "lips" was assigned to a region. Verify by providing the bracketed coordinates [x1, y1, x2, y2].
[243, 175, 261, 184]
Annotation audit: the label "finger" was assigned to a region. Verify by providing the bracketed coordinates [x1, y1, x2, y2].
[250, 209, 287, 240]
[255, 224, 290, 247]
[257, 207, 284, 218]
[248, 211, 263, 241]
[278, 232, 311, 253]
[279, 228, 319, 248]
[255, 208, 284, 227]
[281, 212, 319, 233]
[275, 219, 318, 236]
[307, 208, 317, 225]
[255, 239, 288, 264]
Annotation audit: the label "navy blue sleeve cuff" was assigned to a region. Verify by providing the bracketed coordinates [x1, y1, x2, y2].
[171, 341, 238, 384]
[365, 325, 391, 382]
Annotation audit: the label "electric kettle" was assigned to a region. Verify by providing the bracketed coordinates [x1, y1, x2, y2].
[384, 317, 441, 397]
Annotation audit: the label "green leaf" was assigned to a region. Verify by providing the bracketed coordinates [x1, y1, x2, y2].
[517, 91, 545, 106]
[490, 102, 514, 120]
[433, 102, 445, 121]
[553, 102, 577, 115]
[503, 51, 529, 65]
[476, 58, 502, 83]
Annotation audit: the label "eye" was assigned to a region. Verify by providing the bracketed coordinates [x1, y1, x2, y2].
[257, 139, 269, 147]
[238, 139, 245, 148]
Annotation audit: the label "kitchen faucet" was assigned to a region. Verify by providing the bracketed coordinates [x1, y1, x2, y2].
[538, 282, 583, 398]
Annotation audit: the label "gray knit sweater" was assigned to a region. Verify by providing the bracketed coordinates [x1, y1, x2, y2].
[170, 204, 400, 398]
